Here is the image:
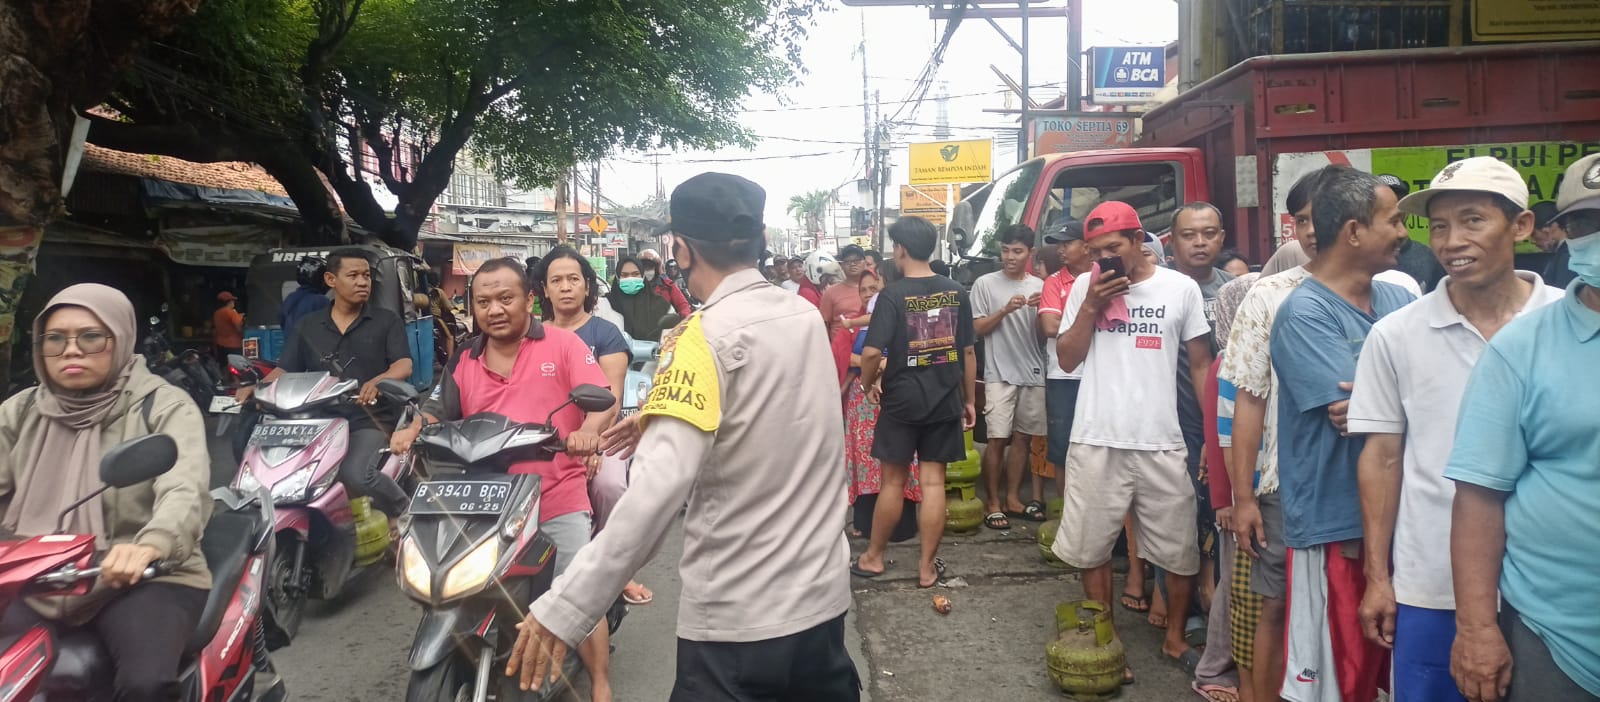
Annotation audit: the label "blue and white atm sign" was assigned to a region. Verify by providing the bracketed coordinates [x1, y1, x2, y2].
[1090, 46, 1166, 105]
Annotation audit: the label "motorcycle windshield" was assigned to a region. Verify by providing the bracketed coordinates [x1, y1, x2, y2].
[257, 372, 356, 413]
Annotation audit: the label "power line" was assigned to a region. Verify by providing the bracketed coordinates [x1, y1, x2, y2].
[617, 148, 856, 165]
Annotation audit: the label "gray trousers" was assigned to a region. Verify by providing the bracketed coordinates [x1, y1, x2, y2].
[1194, 530, 1239, 688]
[1504, 605, 1600, 702]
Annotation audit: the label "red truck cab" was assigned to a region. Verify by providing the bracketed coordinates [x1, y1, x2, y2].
[952, 41, 1600, 270]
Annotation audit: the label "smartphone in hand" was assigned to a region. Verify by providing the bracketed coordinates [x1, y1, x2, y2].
[1097, 255, 1126, 281]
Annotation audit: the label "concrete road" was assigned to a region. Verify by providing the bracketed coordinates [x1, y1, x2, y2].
[209, 423, 1217, 701]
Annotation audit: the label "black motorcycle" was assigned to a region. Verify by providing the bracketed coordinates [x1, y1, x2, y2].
[377, 380, 623, 702]
[142, 306, 222, 408]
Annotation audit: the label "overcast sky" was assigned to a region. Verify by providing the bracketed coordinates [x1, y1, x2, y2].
[596, 0, 1179, 229]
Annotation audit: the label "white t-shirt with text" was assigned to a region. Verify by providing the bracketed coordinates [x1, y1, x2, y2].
[1061, 266, 1210, 450]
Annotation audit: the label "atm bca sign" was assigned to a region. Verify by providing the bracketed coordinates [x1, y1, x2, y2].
[1091, 46, 1166, 105]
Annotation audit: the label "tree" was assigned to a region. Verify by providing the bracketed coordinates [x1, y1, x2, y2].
[93, 0, 829, 251]
[0, 0, 202, 384]
[786, 189, 831, 242]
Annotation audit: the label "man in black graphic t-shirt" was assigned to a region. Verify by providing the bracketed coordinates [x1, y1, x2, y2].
[852, 216, 976, 588]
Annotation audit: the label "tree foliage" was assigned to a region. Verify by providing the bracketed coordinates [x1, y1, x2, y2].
[786, 188, 831, 237]
[91, 0, 829, 250]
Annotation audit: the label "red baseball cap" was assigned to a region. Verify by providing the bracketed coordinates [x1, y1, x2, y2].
[1084, 201, 1143, 239]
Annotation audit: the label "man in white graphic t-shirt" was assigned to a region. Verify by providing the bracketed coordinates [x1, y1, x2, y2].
[1052, 201, 1213, 679]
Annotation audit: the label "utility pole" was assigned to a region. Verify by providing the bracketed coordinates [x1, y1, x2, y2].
[555, 174, 568, 245]
[1018, 0, 1030, 163]
[873, 90, 888, 252]
[1066, 0, 1082, 113]
[864, 10, 876, 192]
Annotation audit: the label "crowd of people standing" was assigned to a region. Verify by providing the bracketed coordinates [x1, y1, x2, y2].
[762, 151, 1600, 702]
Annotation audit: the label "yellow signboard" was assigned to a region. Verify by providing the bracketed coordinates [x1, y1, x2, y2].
[908, 139, 992, 186]
[1472, 0, 1600, 41]
[899, 184, 963, 228]
[588, 214, 610, 234]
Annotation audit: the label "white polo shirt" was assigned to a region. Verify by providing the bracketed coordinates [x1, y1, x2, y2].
[1347, 271, 1564, 610]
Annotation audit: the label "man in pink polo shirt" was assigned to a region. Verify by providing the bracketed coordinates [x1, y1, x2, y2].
[392, 256, 618, 701]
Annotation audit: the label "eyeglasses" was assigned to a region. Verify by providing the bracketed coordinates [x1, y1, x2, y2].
[39, 331, 113, 357]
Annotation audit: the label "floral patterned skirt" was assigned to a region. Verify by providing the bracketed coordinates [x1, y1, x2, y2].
[844, 376, 921, 504]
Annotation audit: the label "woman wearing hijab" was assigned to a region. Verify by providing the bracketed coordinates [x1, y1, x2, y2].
[606, 256, 675, 341]
[0, 284, 211, 701]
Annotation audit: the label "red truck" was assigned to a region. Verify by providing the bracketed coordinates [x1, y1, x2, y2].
[951, 41, 1600, 268]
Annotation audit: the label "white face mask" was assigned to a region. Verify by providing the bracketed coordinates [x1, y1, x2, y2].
[644, 270, 657, 282]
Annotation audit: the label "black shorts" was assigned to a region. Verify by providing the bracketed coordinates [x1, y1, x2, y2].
[872, 412, 965, 465]
[670, 614, 860, 702]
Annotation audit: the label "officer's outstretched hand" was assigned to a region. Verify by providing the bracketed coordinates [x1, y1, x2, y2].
[601, 415, 642, 460]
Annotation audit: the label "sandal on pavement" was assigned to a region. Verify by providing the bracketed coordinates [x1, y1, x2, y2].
[1191, 681, 1238, 702]
[917, 557, 948, 589]
[850, 557, 883, 579]
[984, 512, 1010, 530]
[622, 582, 654, 606]
[1167, 648, 1202, 675]
[1022, 500, 1047, 522]
[1119, 593, 1151, 613]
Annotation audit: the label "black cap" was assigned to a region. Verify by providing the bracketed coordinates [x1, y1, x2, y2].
[668, 173, 766, 241]
[1532, 201, 1561, 229]
[1378, 173, 1410, 199]
[1043, 219, 1084, 244]
[838, 244, 866, 260]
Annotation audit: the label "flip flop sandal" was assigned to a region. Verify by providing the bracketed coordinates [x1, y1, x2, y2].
[1022, 500, 1048, 522]
[917, 557, 948, 589]
[984, 512, 1011, 530]
[849, 557, 884, 579]
[1167, 648, 1202, 675]
[1119, 593, 1151, 613]
[622, 585, 654, 606]
[1191, 681, 1239, 702]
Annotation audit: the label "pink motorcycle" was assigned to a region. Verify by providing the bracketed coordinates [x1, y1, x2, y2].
[228, 357, 412, 647]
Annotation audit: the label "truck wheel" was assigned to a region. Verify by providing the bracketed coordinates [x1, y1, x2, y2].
[406, 654, 470, 702]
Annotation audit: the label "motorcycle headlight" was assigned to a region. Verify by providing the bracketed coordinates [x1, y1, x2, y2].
[269, 466, 315, 504]
[235, 469, 262, 494]
[441, 538, 500, 600]
[305, 462, 338, 501]
[399, 538, 431, 599]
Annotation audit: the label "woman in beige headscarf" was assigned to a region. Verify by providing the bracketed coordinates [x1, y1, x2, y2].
[0, 284, 212, 702]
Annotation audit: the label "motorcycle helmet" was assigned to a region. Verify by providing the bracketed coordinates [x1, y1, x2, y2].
[296, 255, 329, 292]
[804, 251, 842, 286]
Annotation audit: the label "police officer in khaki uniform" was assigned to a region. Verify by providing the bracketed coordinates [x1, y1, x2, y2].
[508, 173, 859, 700]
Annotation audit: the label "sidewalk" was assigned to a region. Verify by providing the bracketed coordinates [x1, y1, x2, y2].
[848, 520, 1214, 701]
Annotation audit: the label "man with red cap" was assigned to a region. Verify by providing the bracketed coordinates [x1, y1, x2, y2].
[1051, 200, 1214, 681]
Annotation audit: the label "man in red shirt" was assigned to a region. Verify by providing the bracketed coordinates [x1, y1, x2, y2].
[820, 244, 869, 335]
[391, 257, 619, 701]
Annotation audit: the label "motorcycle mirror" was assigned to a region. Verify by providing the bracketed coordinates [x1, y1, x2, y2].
[377, 378, 418, 405]
[100, 434, 178, 487]
[59, 435, 178, 533]
[569, 384, 616, 414]
[949, 226, 972, 255]
[657, 312, 682, 332]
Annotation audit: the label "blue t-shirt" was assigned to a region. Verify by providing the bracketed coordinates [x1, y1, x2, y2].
[571, 316, 631, 363]
[1270, 277, 1413, 548]
[1445, 280, 1600, 697]
[280, 286, 332, 332]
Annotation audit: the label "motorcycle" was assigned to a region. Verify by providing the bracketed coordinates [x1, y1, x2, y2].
[0, 434, 284, 702]
[619, 334, 660, 419]
[143, 307, 223, 409]
[377, 380, 620, 702]
[227, 355, 412, 647]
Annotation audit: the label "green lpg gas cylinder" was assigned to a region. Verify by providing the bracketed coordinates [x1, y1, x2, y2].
[944, 489, 985, 535]
[352, 497, 390, 566]
[1037, 519, 1070, 569]
[1046, 600, 1126, 700]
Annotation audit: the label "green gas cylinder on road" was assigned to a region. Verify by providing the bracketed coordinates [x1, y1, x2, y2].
[1046, 600, 1126, 700]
